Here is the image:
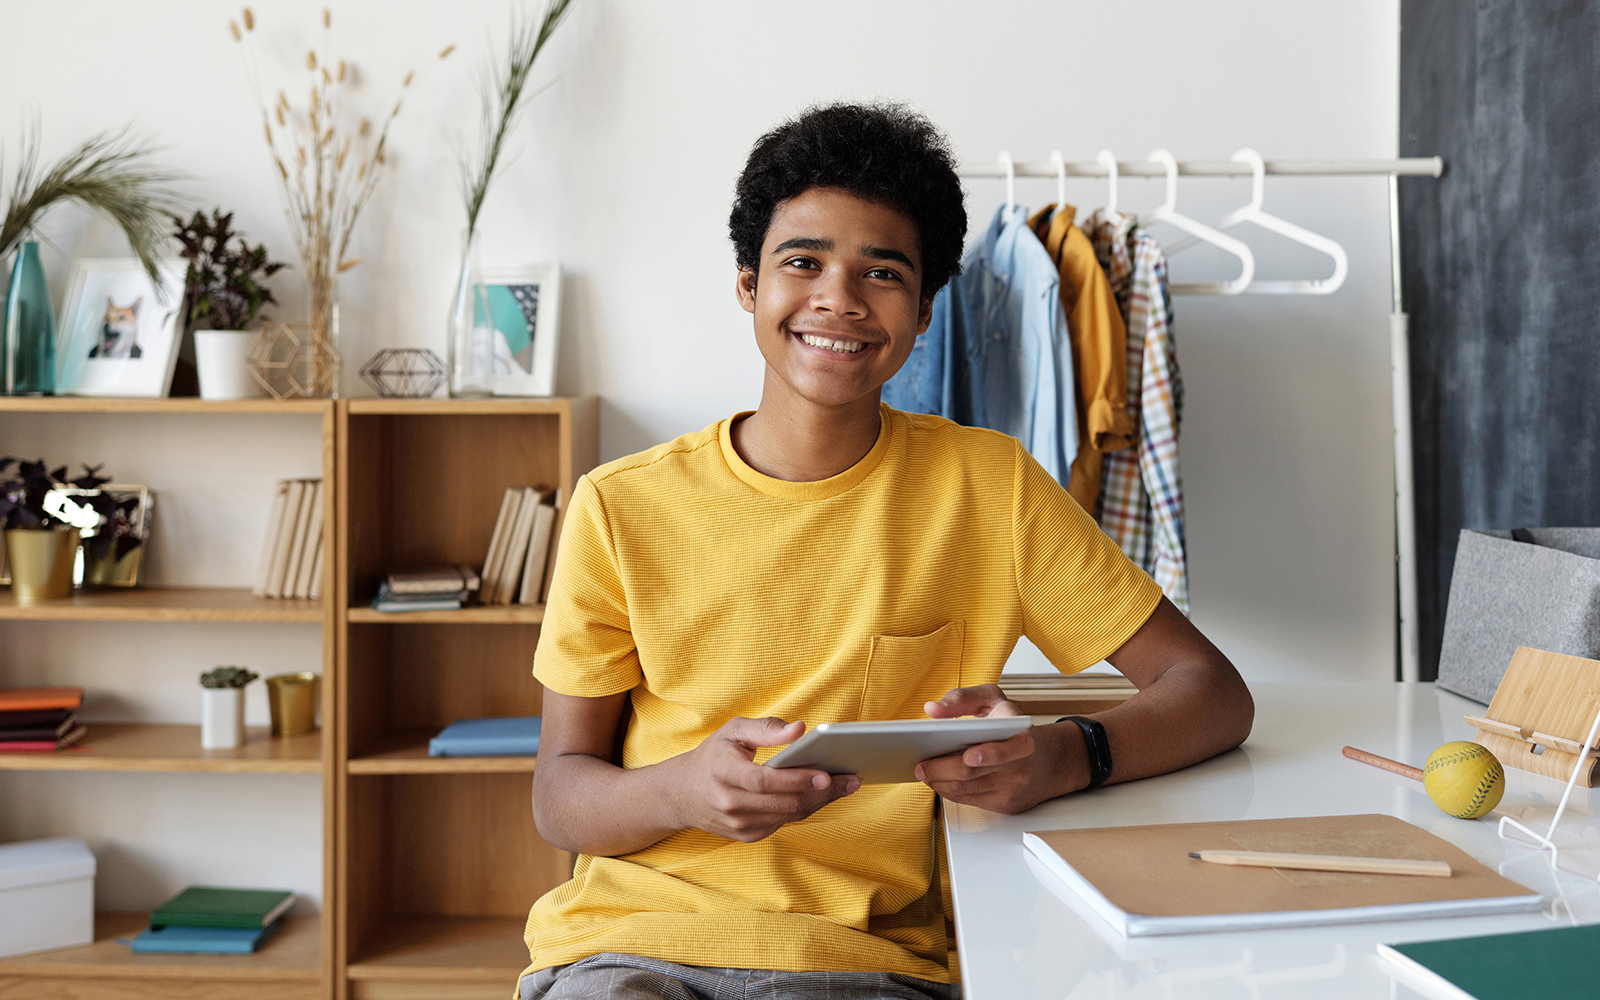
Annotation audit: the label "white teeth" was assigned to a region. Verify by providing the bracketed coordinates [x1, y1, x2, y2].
[800, 334, 864, 353]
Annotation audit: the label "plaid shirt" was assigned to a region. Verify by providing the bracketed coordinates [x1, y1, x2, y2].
[1081, 210, 1189, 613]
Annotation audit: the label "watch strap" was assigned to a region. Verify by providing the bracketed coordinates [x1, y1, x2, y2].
[1058, 715, 1112, 790]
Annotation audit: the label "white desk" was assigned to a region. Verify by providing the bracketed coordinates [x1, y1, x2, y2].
[944, 682, 1600, 999]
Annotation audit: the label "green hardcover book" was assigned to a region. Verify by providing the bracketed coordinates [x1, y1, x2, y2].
[1378, 923, 1600, 1000]
[149, 887, 295, 930]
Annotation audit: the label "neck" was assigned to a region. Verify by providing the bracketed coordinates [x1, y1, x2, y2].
[732, 379, 883, 483]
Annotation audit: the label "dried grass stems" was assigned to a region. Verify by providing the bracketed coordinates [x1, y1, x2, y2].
[460, 0, 575, 241]
[229, 6, 452, 336]
[0, 122, 181, 287]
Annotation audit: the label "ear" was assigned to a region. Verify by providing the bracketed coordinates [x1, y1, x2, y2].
[735, 267, 757, 315]
[130, 297, 142, 316]
[915, 293, 934, 336]
[105, 296, 114, 310]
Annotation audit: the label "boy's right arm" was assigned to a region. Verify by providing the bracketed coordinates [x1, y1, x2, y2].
[531, 688, 860, 857]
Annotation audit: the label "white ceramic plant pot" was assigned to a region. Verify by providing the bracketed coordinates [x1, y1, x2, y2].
[194, 330, 262, 400]
[200, 687, 245, 749]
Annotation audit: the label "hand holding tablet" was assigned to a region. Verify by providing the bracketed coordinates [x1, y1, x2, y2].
[764, 716, 1033, 785]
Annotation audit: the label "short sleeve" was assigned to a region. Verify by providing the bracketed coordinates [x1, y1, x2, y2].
[532, 475, 643, 697]
[1012, 441, 1162, 673]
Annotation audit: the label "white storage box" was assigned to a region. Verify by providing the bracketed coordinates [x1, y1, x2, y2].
[0, 837, 95, 958]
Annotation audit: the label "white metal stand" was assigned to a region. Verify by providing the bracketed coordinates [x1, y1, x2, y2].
[1498, 700, 1600, 881]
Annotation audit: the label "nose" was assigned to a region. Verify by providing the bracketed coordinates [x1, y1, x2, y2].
[808, 266, 868, 319]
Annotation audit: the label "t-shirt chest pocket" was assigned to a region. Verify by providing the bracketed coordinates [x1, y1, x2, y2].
[858, 621, 966, 721]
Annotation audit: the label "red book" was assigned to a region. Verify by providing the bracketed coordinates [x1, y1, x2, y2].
[0, 687, 85, 712]
[0, 723, 87, 751]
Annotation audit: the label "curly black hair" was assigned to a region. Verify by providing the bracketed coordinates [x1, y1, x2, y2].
[729, 102, 967, 300]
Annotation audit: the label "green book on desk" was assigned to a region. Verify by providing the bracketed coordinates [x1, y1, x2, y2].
[1378, 923, 1599, 1000]
[150, 886, 294, 930]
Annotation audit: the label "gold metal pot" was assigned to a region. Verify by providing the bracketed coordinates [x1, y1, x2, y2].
[265, 672, 321, 737]
[4, 527, 80, 604]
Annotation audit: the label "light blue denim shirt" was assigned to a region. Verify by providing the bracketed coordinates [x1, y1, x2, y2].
[884, 204, 1077, 484]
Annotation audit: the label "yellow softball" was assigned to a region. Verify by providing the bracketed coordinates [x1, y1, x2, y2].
[1423, 741, 1505, 819]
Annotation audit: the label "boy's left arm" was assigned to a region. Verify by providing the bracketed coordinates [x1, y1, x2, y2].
[917, 597, 1253, 814]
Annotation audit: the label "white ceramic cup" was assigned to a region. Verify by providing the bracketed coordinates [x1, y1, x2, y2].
[194, 330, 263, 400]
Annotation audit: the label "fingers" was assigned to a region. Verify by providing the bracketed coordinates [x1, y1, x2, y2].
[722, 715, 806, 751]
[924, 683, 1023, 719]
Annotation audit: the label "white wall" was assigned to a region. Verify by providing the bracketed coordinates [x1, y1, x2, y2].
[1, 0, 1400, 904]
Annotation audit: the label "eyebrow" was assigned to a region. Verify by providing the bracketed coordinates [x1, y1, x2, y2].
[770, 237, 918, 272]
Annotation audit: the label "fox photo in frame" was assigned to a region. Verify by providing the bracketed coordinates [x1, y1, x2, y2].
[476, 263, 561, 396]
[56, 258, 185, 397]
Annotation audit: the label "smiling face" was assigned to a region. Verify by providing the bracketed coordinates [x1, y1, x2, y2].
[737, 186, 933, 415]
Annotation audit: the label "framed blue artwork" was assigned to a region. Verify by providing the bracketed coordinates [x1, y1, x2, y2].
[471, 263, 561, 396]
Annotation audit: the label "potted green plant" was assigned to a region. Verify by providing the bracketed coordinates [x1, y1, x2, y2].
[199, 665, 259, 749]
[0, 459, 117, 603]
[173, 209, 287, 400]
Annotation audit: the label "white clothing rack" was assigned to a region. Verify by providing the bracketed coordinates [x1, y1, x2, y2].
[957, 155, 1444, 683]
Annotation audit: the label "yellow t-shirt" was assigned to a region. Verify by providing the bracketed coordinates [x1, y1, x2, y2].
[524, 404, 1161, 983]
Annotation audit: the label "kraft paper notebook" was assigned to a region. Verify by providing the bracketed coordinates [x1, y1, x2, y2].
[1023, 813, 1542, 936]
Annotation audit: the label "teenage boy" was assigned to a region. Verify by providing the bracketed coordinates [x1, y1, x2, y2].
[521, 103, 1253, 1000]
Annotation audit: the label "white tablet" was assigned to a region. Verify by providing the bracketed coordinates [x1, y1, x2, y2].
[764, 716, 1034, 785]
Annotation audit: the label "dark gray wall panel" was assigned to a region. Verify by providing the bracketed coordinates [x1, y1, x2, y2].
[1400, 0, 1600, 680]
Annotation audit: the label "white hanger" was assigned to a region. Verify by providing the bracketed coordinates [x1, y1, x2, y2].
[1049, 150, 1068, 219]
[1097, 149, 1119, 215]
[1215, 148, 1348, 294]
[1139, 149, 1254, 295]
[998, 151, 1016, 213]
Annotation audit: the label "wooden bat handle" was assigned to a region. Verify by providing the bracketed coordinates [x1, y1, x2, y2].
[1342, 746, 1424, 781]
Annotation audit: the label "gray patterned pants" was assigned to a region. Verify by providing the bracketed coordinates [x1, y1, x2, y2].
[520, 953, 959, 1000]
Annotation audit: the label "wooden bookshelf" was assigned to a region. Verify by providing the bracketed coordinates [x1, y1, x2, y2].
[1, 395, 597, 1000]
[0, 587, 322, 622]
[0, 724, 322, 773]
[0, 912, 322, 1000]
[335, 397, 596, 1000]
[0, 397, 339, 1000]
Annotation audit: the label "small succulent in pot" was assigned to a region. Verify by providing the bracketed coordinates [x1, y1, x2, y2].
[200, 666, 260, 688]
[0, 459, 117, 530]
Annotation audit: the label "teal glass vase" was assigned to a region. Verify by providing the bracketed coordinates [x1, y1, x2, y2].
[4, 242, 56, 395]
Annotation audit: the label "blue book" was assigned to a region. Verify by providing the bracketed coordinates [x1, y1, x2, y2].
[130, 920, 280, 954]
[428, 716, 541, 757]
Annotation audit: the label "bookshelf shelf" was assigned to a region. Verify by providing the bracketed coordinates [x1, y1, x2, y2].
[0, 396, 330, 415]
[346, 915, 530, 981]
[347, 730, 536, 774]
[346, 604, 545, 625]
[0, 911, 321, 980]
[0, 587, 323, 622]
[0, 723, 322, 773]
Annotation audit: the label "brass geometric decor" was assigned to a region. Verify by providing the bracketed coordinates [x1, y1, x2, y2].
[359, 348, 448, 398]
[246, 322, 341, 400]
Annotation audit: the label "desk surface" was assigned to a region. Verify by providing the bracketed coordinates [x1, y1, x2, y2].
[944, 682, 1600, 999]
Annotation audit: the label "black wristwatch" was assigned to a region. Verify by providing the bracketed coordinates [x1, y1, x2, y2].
[1058, 716, 1112, 790]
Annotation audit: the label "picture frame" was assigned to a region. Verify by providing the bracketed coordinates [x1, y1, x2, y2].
[55, 258, 186, 397]
[475, 263, 562, 396]
[44, 484, 154, 588]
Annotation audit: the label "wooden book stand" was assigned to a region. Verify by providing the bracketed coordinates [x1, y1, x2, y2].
[1465, 647, 1600, 787]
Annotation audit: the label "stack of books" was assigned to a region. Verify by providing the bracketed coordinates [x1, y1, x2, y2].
[371, 566, 482, 613]
[0, 687, 86, 751]
[254, 479, 325, 601]
[479, 486, 564, 606]
[130, 886, 294, 954]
